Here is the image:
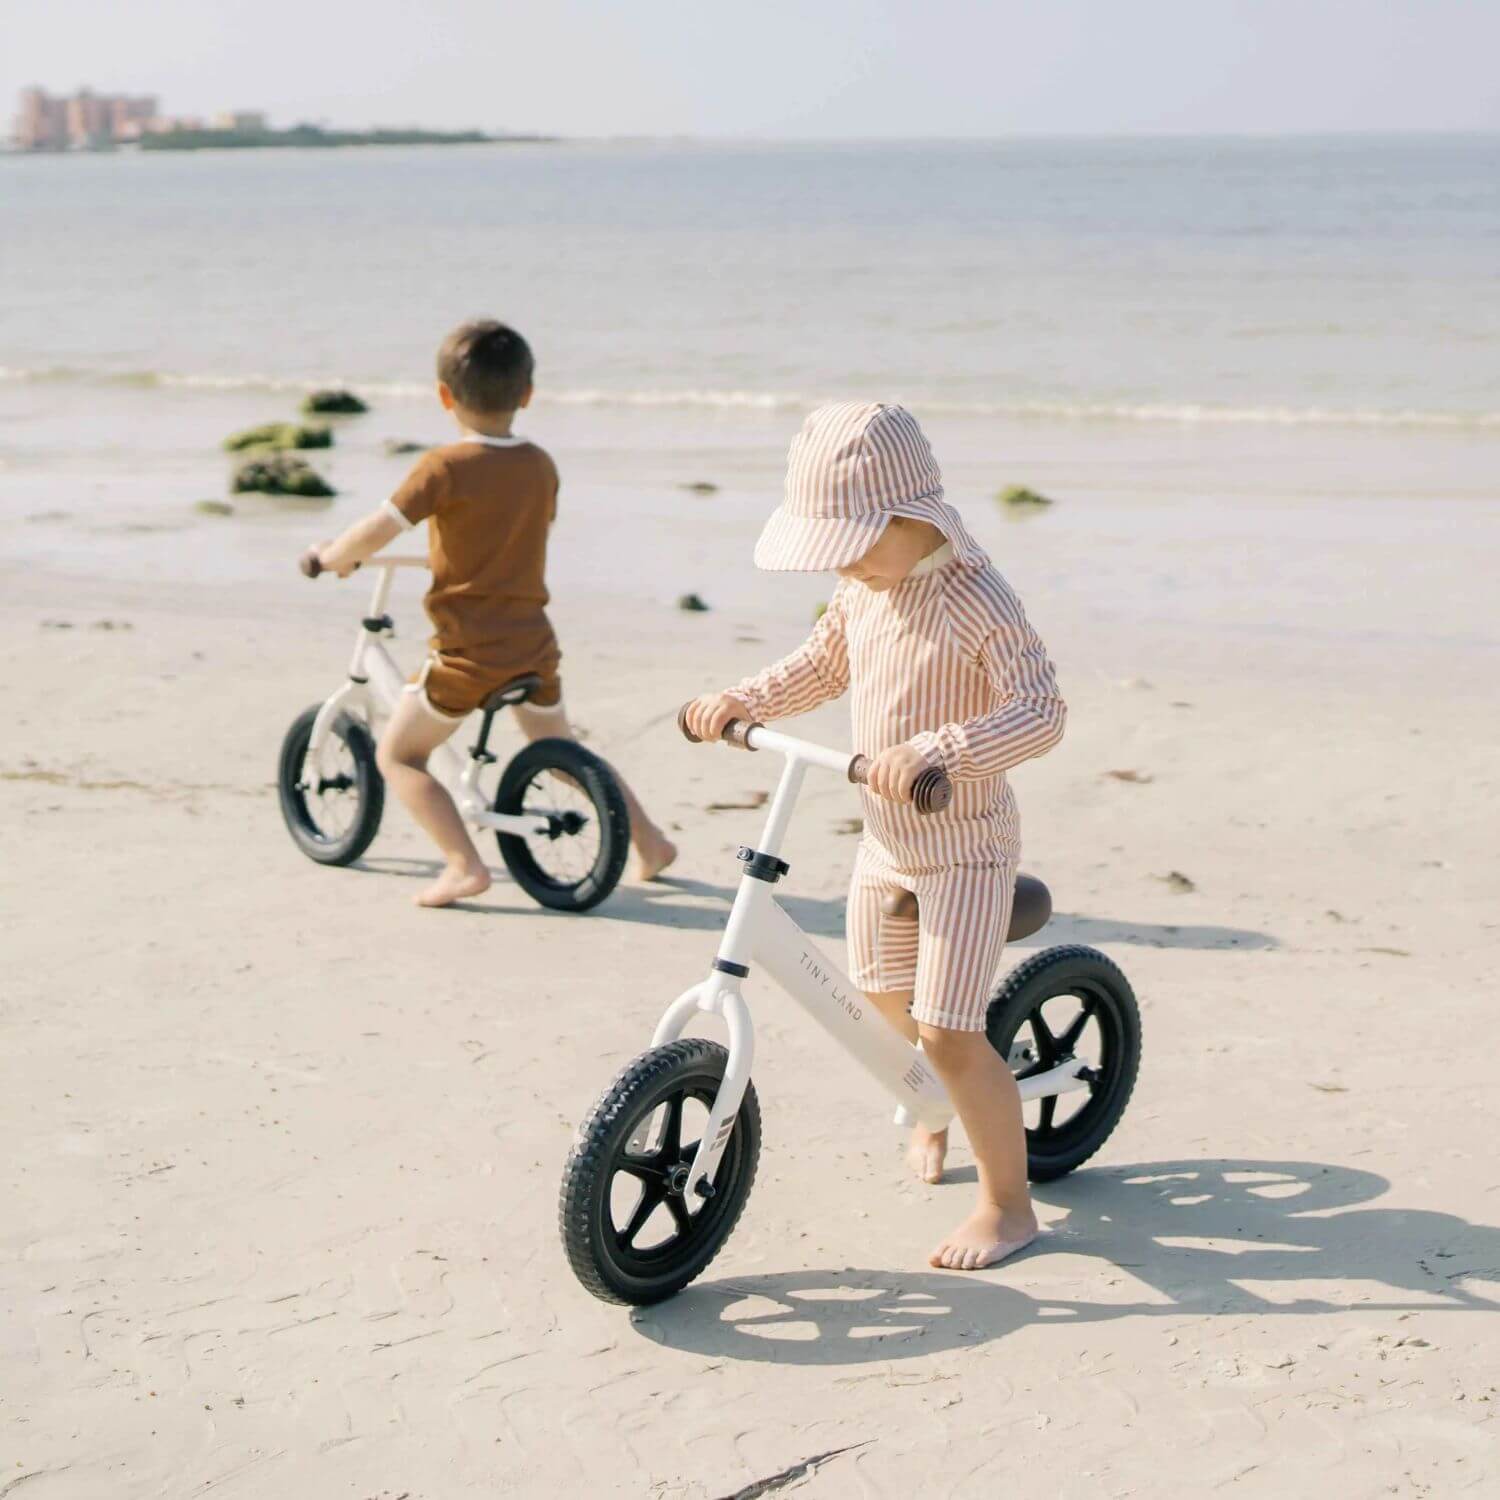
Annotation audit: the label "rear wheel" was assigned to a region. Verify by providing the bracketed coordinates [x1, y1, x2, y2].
[986, 945, 1141, 1182]
[493, 738, 629, 911]
[560, 1040, 761, 1306]
[277, 703, 384, 866]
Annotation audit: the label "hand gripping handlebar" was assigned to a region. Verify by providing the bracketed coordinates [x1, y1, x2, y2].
[676, 704, 952, 815]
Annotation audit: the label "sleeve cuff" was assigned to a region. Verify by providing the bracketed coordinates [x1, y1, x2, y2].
[381, 499, 415, 531]
[729, 682, 766, 718]
[908, 729, 949, 775]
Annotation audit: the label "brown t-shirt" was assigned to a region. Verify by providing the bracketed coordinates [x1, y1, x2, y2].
[389, 437, 560, 679]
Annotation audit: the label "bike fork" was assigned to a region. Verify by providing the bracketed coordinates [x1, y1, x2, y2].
[644, 975, 755, 1202]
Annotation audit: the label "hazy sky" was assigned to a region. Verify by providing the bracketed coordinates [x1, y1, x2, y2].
[8, 0, 1499, 138]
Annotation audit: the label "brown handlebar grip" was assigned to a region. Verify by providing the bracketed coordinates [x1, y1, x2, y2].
[676, 706, 764, 749]
[911, 765, 953, 814]
[721, 718, 762, 750]
[846, 754, 952, 815]
[299, 549, 323, 578]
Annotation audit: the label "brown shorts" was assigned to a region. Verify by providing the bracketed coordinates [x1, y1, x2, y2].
[412, 652, 563, 719]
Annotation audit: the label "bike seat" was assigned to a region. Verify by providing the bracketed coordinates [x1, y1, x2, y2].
[480, 674, 544, 714]
[877, 873, 1052, 942]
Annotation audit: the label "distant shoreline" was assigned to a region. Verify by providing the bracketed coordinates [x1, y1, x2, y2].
[135, 125, 555, 152]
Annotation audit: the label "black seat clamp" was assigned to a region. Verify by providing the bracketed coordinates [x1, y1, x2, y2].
[737, 845, 790, 883]
[712, 958, 750, 978]
[361, 614, 395, 634]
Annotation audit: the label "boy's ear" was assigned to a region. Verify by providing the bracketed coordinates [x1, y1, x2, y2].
[437, 381, 456, 411]
[517, 382, 534, 411]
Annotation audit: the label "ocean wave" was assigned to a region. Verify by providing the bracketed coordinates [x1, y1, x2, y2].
[2, 363, 1496, 431]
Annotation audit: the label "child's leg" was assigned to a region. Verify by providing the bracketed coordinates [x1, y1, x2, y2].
[917, 1023, 1037, 1269]
[376, 690, 491, 908]
[911, 865, 1037, 1270]
[511, 696, 677, 881]
[848, 858, 949, 1182]
[864, 988, 950, 1184]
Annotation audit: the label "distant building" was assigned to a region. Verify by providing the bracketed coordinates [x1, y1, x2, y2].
[213, 110, 268, 134]
[16, 87, 68, 150]
[109, 95, 159, 140]
[11, 87, 250, 149]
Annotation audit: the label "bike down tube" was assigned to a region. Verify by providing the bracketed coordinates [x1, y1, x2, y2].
[652, 753, 807, 1194]
[755, 900, 956, 1132]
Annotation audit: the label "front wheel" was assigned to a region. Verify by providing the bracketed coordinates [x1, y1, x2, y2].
[986, 945, 1141, 1182]
[278, 703, 384, 866]
[493, 738, 630, 912]
[559, 1040, 761, 1306]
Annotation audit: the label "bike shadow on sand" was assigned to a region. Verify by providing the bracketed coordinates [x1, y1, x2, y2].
[353, 861, 1274, 949]
[630, 1158, 1500, 1366]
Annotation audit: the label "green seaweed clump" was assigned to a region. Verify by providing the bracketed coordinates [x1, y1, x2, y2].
[194, 499, 235, 516]
[384, 438, 430, 456]
[223, 422, 332, 452]
[232, 453, 335, 498]
[997, 484, 1055, 510]
[302, 389, 369, 415]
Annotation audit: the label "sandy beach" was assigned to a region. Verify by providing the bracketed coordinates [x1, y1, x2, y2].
[4, 409, 1499, 1496]
[5, 128, 1500, 1498]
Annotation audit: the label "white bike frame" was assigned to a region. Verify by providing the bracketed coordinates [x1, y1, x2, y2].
[303, 557, 553, 839]
[656, 724, 1092, 1201]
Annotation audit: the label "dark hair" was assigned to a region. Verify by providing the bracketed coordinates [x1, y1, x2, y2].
[436, 319, 534, 413]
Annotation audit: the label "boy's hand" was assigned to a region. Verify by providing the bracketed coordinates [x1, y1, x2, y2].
[684, 693, 754, 744]
[301, 540, 359, 579]
[863, 743, 934, 804]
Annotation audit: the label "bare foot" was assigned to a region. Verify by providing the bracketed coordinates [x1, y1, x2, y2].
[906, 1124, 947, 1184]
[633, 833, 678, 883]
[929, 1202, 1040, 1271]
[416, 863, 492, 908]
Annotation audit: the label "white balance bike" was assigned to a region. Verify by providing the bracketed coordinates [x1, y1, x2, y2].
[277, 554, 630, 912]
[560, 710, 1141, 1304]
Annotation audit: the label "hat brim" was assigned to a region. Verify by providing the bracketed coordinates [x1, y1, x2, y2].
[752, 507, 892, 572]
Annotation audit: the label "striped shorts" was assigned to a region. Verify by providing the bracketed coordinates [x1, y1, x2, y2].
[846, 844, 1015, 1032]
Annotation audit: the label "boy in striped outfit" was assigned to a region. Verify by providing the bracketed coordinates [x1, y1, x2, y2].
[685, 402, 1066, 1271]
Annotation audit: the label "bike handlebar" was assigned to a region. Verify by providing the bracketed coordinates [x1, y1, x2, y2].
[298, 552, 427, 579]
[676, 703, 953, 815]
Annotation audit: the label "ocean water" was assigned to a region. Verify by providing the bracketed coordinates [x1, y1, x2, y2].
[3, 136, 1498, 642]
[4, 135, 1498, 425]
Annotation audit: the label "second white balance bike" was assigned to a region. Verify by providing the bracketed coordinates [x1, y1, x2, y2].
[560, 710, 1141, 1305]
[278, 554, 630, 912]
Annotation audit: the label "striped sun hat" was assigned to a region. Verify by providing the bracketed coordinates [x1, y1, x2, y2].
[753, 401, 985, 572]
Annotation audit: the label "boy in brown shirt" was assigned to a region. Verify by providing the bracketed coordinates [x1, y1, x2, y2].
[305, 319, 676, 906]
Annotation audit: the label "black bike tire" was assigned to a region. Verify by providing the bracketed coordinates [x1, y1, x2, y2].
[986, 944, 1141, 1182]
[560, 1039, 761, 1306]
[277, 704, 384, 867]
[493, 737, 630, 912]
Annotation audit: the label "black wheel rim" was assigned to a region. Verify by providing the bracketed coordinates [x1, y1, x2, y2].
[1005, 978, 1127, 1151]
[291, 725, 364, 845]
[604, 1080, 745, 1279]
[509, 767, 605, 893]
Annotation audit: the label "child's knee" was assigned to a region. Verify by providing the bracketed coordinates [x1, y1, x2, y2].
[917, 1022, 989, 1073]
[376, 732, 425, 776]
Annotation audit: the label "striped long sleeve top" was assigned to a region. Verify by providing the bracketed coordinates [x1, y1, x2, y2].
[729, 552, 1066, 869]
